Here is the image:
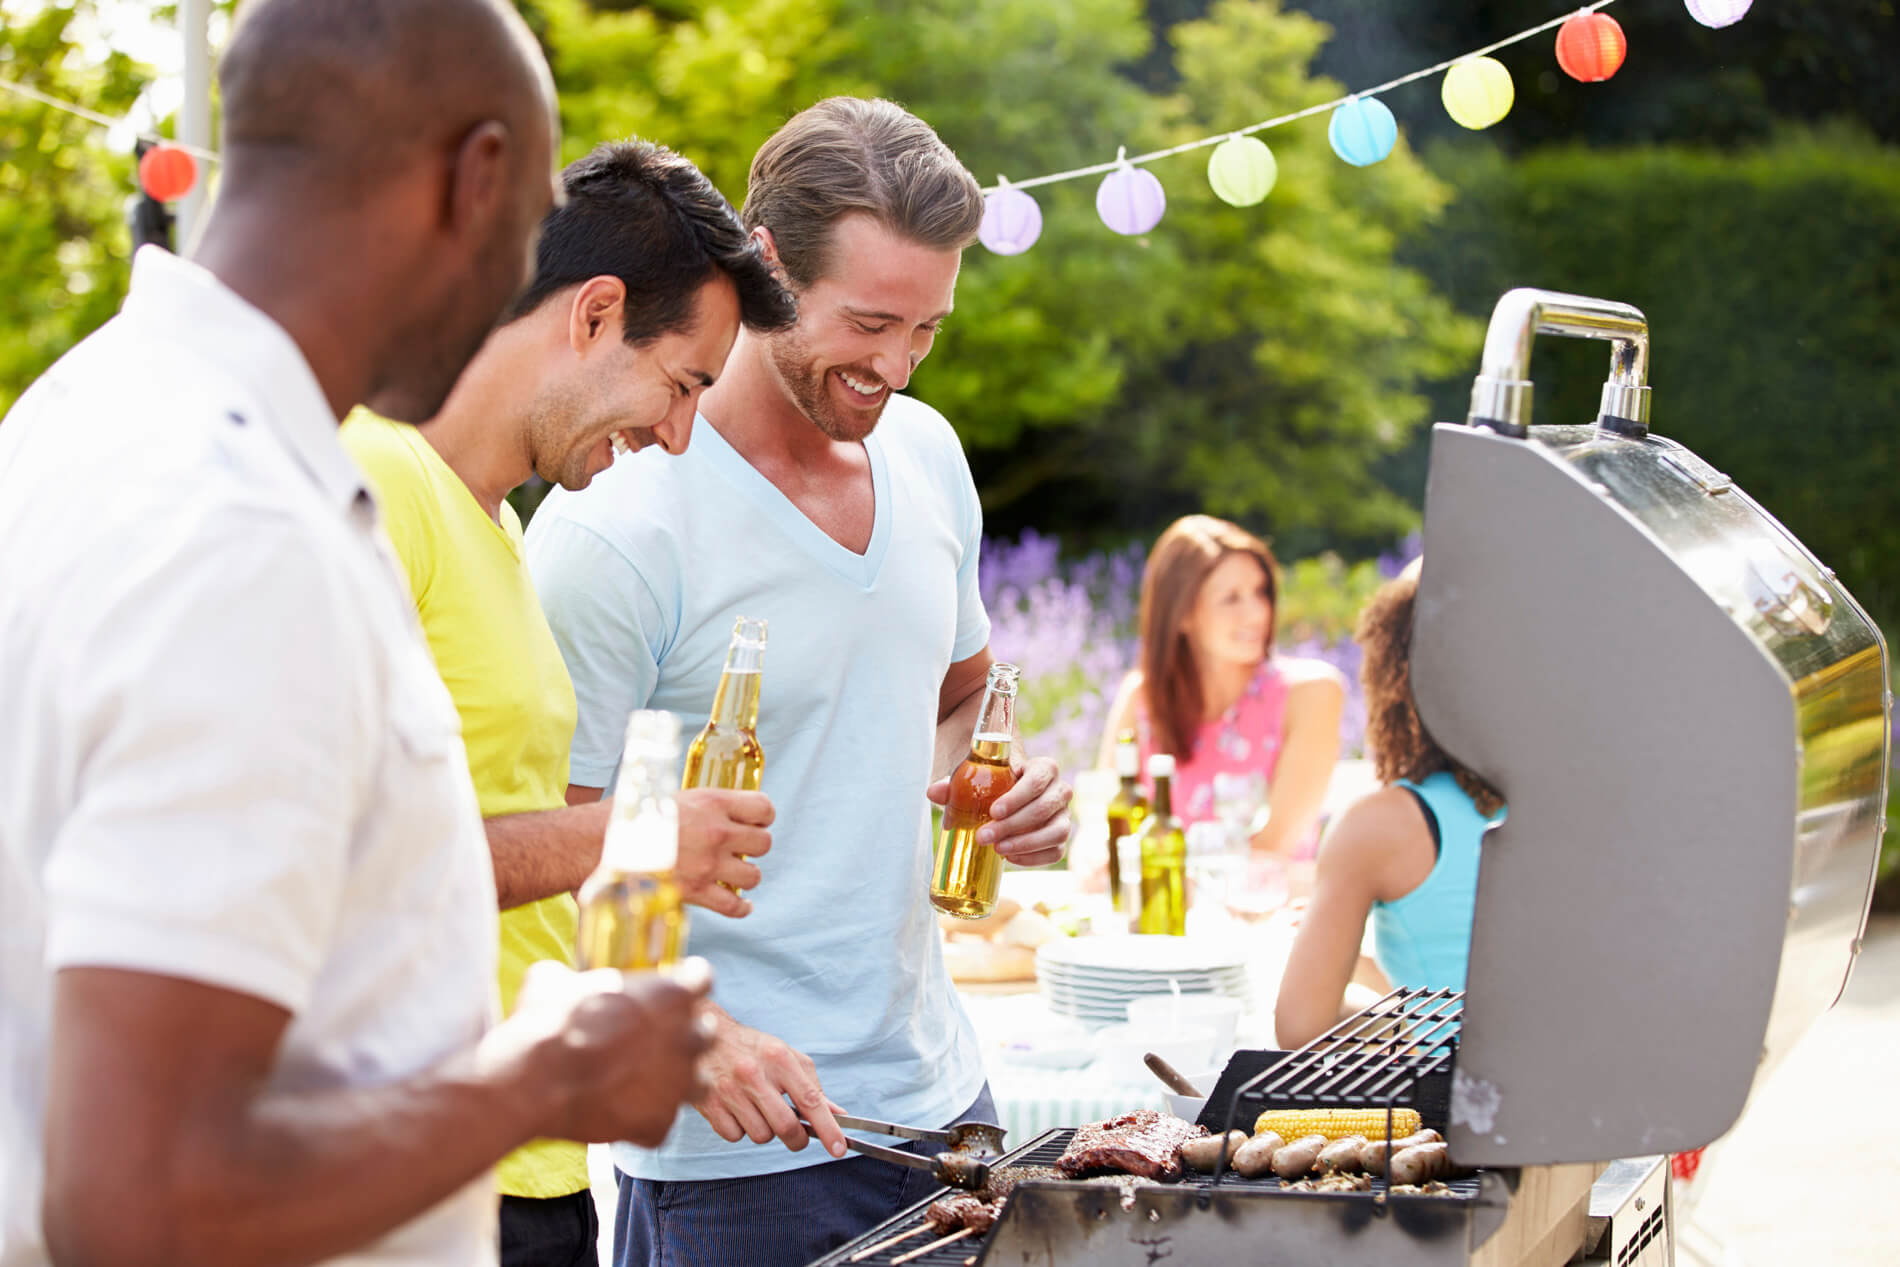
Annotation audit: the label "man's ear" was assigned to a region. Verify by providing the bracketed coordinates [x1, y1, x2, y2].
[752, 226, 787, 279]
[444, 120, 512, 239]
[569, 275, 627, 352]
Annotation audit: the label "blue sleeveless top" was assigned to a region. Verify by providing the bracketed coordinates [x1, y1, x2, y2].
[1371, 771, 1505, 991]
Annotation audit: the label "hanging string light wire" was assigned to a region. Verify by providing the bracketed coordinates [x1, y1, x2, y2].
[0, 75, 221, 164]
[983, 0, 1617, 194]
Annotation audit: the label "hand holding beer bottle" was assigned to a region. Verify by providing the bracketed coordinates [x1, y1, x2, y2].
[677, 617, 775, 915]
[931, 663, 1021, 919]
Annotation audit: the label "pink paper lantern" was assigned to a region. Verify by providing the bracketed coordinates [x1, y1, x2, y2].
[1096, 151, 1166, 236]
[1685, 0, 1752, 27]
[978, 182, 1042, 256]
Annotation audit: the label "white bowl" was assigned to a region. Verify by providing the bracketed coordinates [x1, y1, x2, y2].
[1125, 993, 1243, 1055]
[1089, 1022, 1217, 1089]
[1163, 1065, 1226, 1122]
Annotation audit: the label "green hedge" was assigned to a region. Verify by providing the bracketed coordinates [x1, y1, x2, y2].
[1403, 127, 1900, 897]
[1404, 127, 1900, 637]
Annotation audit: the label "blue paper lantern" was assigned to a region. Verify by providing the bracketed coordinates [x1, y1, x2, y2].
[1096, 150, 1166, 236]
[1328, 96, 1398, 167]
[978, 181, 1042, 255]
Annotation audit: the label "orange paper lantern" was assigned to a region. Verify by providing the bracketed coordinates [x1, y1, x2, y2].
[138, 143, 198, 202]
[1555, 12, 1627, 83]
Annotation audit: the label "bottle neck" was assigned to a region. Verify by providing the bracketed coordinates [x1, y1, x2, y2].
[1150, 773, 1173, 819]
[709, 656, 761, 730]
[970, 680, 1015, 758]
[605, 749, 679, 871]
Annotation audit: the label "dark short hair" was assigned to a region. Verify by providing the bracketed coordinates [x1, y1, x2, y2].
[506, 139, 796, 342]
[742, 97, 984, 288]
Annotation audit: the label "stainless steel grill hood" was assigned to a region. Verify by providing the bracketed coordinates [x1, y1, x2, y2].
[1414, 288, 1892, 1167]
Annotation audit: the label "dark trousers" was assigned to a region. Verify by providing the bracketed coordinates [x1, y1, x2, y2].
[502, 1189, 600, 1267]
[612, 1085, 997, 1267]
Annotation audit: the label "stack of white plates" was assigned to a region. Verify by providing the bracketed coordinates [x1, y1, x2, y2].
[1035, 936, 1249, 1027]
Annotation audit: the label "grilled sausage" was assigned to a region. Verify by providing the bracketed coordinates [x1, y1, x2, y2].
[1388, 1141, 1450, 1186]
[1180, 1131, 1251, 1173]
[1360, 1130, 1443, 1176]
[1231, 1131, 1286, 1178]
[1317, 1135, 1369, 1174]
[1269, 1133, 1328, 1180]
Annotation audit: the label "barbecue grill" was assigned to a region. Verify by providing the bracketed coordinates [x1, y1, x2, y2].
[811, 288, 1891, 1267]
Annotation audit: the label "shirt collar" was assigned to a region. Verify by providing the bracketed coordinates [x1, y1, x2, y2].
[121, 246, 369, 511]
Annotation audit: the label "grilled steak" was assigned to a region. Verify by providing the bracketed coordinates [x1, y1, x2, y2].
[1055, 1110, 1204, 1182]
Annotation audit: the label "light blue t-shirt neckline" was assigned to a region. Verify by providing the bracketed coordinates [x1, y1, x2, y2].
[693, 414, 892, 591]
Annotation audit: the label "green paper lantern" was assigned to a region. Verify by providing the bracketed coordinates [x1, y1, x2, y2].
[1207, 135, 1277, 208]
[1442, 56, 1515, 131]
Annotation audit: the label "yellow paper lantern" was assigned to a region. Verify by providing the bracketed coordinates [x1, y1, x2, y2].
[1207, 135, 1277, 207]
[1442, 56, 1515, 130]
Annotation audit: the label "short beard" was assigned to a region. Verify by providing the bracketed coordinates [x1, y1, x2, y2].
[768, 328, 885, 443]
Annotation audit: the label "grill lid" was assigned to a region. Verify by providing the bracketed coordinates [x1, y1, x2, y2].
[1414, 289, 1890, 1166]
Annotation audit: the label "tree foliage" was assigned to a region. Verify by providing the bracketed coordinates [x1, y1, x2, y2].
[510, 0, 1478, 554]
[0, 4, 143, 413]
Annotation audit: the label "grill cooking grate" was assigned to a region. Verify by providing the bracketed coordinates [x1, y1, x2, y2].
[808, 1124, 1481, 1267]
[1208, 986, 1465, 1143]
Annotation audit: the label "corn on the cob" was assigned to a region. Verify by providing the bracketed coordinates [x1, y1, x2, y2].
[1251, 1108, 1421, 1143]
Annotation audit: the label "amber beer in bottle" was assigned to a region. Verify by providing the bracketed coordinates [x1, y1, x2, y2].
[930, 663, 1021, 919]
[577, 711, 688, 971]
[1136, 752, 1188, 936]
[682, 617, 766, 792]
[1104, 730, 1147, 913]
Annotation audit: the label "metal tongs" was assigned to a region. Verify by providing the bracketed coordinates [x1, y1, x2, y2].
[799, 1113, 1007, 1192]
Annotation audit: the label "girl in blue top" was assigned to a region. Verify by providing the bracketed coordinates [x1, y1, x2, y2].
[1275, 563, 1506, 1048]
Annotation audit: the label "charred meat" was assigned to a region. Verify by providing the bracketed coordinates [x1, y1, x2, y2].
[1055, 1110, 1205, 1182]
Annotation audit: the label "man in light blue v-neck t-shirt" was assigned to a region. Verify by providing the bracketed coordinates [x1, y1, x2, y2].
[525, 98, 1076, 1267]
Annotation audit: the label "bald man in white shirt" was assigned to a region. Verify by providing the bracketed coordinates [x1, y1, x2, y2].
[0, 3, 712, 1265]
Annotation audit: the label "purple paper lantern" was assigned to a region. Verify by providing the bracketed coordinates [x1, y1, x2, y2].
[1096, 152, 1166, 236]
[1684, 0, 1752, 27]
[978, 182, 1043, 255]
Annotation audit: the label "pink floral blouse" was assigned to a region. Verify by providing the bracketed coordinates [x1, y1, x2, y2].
[1135, 656, 1322, 857]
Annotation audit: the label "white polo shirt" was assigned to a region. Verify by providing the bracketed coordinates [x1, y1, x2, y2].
[0, 249, 499, 1267]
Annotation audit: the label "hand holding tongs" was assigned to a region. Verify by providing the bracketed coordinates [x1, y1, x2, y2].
[798, 1113, 1007, 1192]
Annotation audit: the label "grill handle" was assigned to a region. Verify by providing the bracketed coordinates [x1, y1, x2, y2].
[1466, 288, 1651, 437]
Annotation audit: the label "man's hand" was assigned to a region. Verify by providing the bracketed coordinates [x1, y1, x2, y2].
[674, 788, 773, 916]
[691, 1008, 848, 1160]
[928, 754, 1071, 868]
[487, 958, 717, 1148]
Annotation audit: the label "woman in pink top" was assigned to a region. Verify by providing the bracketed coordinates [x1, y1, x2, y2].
[1099, 515, 1345, 860]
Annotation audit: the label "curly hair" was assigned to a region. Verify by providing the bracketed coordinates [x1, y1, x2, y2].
[1137, 515, 1279, 763]
[1356, 569, 1504, 818]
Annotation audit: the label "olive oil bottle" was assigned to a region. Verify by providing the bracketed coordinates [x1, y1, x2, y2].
[1136, 752, 1188, 936]
[1104, 730, 1147, 913]
[577, 711, 688, 971]
[930, 663, 1021, 920]
[682, 617, 766, 792]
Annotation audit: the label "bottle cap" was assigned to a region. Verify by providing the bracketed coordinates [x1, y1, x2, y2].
[1147, 752, 1175, 778]
[1115, 741, 1141, 777]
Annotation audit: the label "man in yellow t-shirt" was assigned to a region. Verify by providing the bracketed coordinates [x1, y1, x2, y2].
[344, 139, 794, 1267]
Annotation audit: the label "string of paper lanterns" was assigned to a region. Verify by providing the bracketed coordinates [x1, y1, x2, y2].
[978, 0, 1756, 253]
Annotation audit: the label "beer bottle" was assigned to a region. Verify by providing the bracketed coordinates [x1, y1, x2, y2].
[1136, 752, 1188, 936]
[577, 710, 688, 971]
[682, 617, 766, 792]
[1104, 730, 1147, 913]
[930, 662, 1021, 919]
